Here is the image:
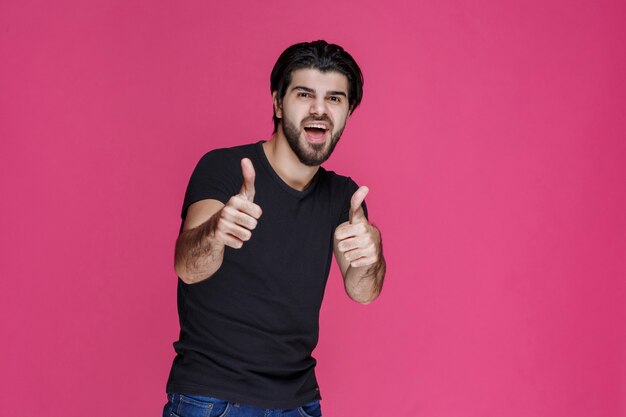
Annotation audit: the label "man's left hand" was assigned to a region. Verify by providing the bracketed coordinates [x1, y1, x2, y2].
[334, 186, 381, 269]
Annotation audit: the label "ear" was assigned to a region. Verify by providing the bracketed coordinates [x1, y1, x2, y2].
[272, 91, 283, 119]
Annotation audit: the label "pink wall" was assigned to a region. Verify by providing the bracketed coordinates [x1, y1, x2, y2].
[1, 0, 625, 415]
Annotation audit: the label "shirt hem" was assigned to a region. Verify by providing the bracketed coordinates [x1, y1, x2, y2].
[166, 382, 322, 409]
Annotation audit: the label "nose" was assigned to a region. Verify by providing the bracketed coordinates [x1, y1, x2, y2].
[309, 96, 327, 116]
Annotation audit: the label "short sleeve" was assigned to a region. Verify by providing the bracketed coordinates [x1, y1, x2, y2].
[181, 149, 240, 220]
[338, 177, 369, 225]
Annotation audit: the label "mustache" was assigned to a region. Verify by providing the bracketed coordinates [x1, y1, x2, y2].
[301, 116, 334, 129]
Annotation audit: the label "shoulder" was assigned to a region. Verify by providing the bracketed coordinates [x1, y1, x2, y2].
[193, 142, 261, 174]
[197, 142, 258, 163]
[316, 167, 363, 224]
[318, 167, 359, 192]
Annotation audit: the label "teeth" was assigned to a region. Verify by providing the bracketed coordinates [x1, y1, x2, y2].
[304, 124, 328, 130]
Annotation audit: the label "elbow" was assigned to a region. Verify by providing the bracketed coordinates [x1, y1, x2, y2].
[174, 260, 220, 285]
[174, 260, 202, 285]
[347, 290, 380, 305]
[352, 297, 377, 305]
[175, 269, 206, 285]
[174, 264, 194, 285]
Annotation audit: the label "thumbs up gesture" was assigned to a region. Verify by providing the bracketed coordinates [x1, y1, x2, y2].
[210, 158, 263, 249]
[239, 157, 256, 202]
[334, 186, 381, 268]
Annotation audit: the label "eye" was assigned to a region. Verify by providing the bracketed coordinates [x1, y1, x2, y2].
[328, 96, 342, 103]
[297, 92, 312, 98]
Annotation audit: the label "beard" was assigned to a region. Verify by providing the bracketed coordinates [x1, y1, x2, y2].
[282, 116, 346, 166]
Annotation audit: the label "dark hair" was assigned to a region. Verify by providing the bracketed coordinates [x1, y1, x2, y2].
[270, 40, 364, 133]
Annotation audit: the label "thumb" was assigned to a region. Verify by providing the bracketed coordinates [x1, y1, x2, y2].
[240, 158, 256, 202]
[349, 186, 369, 224]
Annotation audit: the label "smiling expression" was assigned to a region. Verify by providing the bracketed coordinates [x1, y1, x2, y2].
[274, 68, 351, 166]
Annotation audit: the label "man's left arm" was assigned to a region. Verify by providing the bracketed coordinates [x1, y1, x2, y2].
[333, 186, 386, 304]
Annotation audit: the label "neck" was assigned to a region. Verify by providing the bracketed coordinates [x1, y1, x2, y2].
[262, 132, 319, 192]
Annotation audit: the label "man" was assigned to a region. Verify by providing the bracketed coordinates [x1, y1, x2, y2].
[163, 40, 386, 417]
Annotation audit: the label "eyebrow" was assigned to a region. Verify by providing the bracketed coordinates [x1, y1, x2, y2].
[291, 85, 348, 97]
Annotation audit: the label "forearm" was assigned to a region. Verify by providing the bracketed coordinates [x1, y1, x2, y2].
[174, 215, 225, 284]
[344, 253, 386, 304]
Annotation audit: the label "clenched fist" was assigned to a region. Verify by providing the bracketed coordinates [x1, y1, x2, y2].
[334, 186, 381, 268]
[209, 158, 263, 249]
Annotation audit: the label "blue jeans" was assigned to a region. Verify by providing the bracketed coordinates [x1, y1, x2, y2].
[163, 393, 322, 417]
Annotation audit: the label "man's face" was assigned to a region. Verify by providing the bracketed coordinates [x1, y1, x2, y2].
[274, 68, 351, 166]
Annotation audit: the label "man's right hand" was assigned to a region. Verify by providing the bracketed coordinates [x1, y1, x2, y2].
[209, 158, 263, 249]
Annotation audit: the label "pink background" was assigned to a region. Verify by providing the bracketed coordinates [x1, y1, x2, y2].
[1, 0, 625, 416]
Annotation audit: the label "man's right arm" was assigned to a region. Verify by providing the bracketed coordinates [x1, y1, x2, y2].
[174, 158, 262, 284]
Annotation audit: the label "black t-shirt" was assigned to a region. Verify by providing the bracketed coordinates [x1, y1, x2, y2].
[166, 141, 366, 408]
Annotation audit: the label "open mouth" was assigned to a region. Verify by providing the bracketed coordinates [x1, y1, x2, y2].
[303, 123, 329, 142]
